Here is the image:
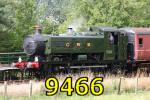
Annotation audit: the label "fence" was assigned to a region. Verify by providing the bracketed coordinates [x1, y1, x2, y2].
[1, 77, 150, 98]
[117, 77, 138, 94]
[3, 80, 33, 99]
[0, 52, 28, 64]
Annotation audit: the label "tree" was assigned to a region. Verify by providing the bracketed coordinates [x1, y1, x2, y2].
[0, 0, 15, 52]
[59, 0, 150, 29]
[41, 0, 72, 33]
[0, 0, 150, 52]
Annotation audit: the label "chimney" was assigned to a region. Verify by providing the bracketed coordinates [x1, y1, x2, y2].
[33, 25, 42, 35]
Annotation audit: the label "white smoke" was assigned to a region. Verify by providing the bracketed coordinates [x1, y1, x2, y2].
[68, 17, 85, 31]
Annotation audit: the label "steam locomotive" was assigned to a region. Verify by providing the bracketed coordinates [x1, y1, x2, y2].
[13, 25, 150, 76]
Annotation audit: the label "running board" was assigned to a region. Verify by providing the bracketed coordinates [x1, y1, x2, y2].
[60, 65, 107, 69]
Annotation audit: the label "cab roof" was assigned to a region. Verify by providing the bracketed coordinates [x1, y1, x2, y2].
[119, 27, 150, 34]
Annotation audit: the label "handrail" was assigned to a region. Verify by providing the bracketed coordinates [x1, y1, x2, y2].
[0, 52, 25, 55]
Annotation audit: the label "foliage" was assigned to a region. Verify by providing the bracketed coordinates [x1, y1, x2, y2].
[42, 19, 59, 34]
[0, 0, 150, 52]
[61, 0, 150, 28]
[0, 0, 15, 52]
[11, 0, 37, 51]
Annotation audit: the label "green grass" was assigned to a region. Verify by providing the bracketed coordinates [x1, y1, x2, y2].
[1, 92, 150, 100]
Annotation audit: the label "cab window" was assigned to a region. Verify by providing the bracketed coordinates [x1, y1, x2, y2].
[139, 38, 143, 47]
[108, 33, 114, 44]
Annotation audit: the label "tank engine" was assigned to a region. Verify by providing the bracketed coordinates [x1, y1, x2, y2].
[13, 25, 150, 75]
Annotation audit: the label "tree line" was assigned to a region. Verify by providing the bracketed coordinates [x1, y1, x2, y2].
[0, 0, 150, 52]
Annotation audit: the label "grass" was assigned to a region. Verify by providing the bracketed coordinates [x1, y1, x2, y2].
[0, 92, 150, 100]
[0, 70, 150, 98]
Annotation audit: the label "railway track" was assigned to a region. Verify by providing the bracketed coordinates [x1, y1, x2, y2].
[0, 66, 24, 81]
